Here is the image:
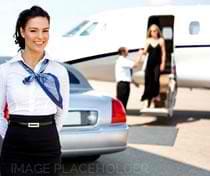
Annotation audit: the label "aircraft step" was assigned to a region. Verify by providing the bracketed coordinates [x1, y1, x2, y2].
[140, 107, 172, 117]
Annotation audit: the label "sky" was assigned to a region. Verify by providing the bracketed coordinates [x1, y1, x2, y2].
[0, 0, 210, 53]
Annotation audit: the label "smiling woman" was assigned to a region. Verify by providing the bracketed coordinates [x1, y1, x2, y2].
[20, 17, 49, 53]
[0, 6, 69, 176]
[14, 6, 50, 67]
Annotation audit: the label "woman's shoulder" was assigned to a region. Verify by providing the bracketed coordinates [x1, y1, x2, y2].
[145, 38, 152, 48]
[146, 38, 152, 44]
[158, 37, 165, 44]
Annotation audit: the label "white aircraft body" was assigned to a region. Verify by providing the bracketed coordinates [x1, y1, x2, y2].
[48, 5, 210, 87]
[47, 5, 210, 117]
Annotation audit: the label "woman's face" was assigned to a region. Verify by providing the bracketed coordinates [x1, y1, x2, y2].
[20, 17, 49, 54]
[150, 26, 159, 38]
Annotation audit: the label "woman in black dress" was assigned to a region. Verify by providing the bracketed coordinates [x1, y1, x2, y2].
[0, 6, 69, 176]
[141, 24, 166, 108]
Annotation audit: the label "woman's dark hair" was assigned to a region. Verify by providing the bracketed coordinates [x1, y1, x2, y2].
[14, 5, 50, 50]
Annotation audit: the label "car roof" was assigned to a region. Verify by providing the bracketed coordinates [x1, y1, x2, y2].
[63, 63, 93, 92]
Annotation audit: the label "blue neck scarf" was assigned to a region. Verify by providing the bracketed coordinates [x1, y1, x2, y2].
[19, 59, 63, 109]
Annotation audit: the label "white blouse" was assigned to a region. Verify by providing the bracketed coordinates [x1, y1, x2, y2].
[0, 52, 70, 138]
[115, 56, 134, 82]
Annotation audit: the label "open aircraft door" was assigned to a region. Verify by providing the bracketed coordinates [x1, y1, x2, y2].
[136, 15, 177, 117]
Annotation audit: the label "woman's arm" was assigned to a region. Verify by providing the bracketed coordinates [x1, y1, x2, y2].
[160, 38, 166, 71]
[133, 40, 149, 68]
[0, 65, 8, 138]
[143, 39, 150, 55]
[54, 67, 70, 132]
[133, 49, 143, 68]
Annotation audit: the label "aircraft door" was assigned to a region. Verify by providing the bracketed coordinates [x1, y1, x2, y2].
[140, 15, 177, 117]
[148, 15, 174, 73]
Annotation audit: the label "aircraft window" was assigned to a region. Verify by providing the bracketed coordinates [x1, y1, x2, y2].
[80, 22, 98, 36]
[162, 27, 173, 40]
[63, 20, 89, 37]
[189, 21, 200, 35]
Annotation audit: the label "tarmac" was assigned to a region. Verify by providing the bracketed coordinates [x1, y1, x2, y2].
[89, 80, 210, 172]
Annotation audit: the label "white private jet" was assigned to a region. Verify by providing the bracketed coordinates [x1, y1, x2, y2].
[3, 5, 210, 117]
[47, 5, 210, 117]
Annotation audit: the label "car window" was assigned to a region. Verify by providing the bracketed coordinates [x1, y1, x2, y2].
[68, 71, 80, 84]
[63, 63, 93, 91]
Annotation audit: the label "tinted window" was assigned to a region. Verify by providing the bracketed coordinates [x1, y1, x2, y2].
[63, 63, 93, 91]
[68, 71, 80, 84]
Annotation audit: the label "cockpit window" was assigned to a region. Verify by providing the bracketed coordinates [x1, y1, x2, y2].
[80, 22, 98, 36]
[63, 20, 89, 37]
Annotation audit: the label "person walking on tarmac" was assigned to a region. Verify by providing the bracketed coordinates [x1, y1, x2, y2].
[115, 47, 141, 111]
